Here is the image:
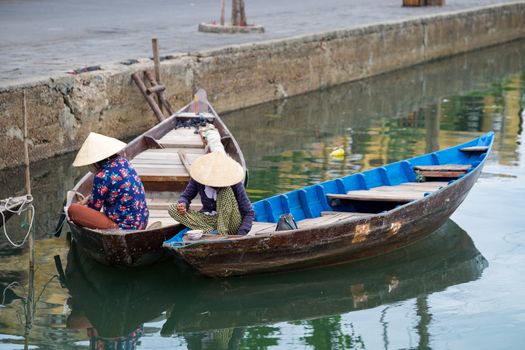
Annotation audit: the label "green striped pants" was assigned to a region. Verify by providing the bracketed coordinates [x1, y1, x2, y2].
[168, 186, 242, 235]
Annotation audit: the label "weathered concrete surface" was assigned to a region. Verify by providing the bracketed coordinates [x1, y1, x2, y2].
[1, 2, 525, 169]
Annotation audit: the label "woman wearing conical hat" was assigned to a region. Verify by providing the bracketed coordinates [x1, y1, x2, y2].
[168, 152, 254, 236]
[68, 132, 149, 230]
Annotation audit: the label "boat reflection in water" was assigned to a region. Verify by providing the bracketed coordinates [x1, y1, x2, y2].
[64, 244, 180, 348]
[64, 219, 487, 348]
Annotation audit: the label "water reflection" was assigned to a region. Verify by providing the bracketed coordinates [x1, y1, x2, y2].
[63, 220, 485, 348]
[224, 40, 525, 201]
[64, 244, 179, 346]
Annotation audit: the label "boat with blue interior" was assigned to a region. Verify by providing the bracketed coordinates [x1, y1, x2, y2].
[164, 132, 494, 277]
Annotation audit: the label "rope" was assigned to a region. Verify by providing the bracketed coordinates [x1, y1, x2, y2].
[0, 196, 35, 248]
[2, 281, 20, 305]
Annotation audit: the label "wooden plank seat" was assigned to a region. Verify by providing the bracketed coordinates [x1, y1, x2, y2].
[145, 191, 202, 211]
[298, 212, 374, 228]
[132, 148, 204, 182]
[326, 181, 447, 204]
[460, 146, 489, 153]
[413, 164, 471, 178]
[147, 209, 178, 228]
[246, 222, 277, 236]
[157, 128, 204, 148]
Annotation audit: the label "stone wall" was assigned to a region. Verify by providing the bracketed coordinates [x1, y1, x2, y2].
[1, 2, 524, 169]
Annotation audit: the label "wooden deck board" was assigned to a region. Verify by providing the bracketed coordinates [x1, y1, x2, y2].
[320, 211, 375, 218]
[371, 182, 446, 193]
[246, 222, 277, 236]
[413, 164, 471, 171]
[460, 146, 489, 152]
[328, 191, 424, 203]
[298, 212, 372, 228]
[134, 148, 205, 161]
[158, 129, 204, 148]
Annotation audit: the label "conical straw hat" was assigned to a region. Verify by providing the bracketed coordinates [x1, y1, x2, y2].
[72, 132, 127, 167]
[190, 152, 244, 187]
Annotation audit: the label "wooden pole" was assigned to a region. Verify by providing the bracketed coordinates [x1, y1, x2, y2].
[231, 0, 239, 26]
[220, 0, 225, 26]
[22, 90, 35, 350]
[131, 72, 166, 122]
[144, 70, 173, 116]
[239, 0, 247, 26]
[151, 38, 163, 113]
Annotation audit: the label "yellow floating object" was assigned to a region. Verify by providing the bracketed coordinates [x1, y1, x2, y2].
[330, 148, 345, 157]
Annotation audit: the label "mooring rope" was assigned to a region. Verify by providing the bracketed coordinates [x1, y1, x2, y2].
[0, 196, 35, 248]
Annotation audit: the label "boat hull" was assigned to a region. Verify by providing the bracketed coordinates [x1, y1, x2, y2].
[171, 135, 489, 277]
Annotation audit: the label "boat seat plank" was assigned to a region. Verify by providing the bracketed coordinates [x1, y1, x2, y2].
[298, 212, 371, 228]
[147, 209, 178, 227]
[134, 164, 187, 174]
[327, 191, 422, 203]
[157, 129, 204, 148]
[399, 181, 448, 190]
[133, 148, 205, 161]
[246, 222, 277, 236]
[417, 171, 465, 178]
[131, 153, 200, 165]
[413, 165, 471, 171]
[371, 182, 445, 193]
[147, 199, 202, 211]
[460, 146, 489, 152]
[136, 166, 189, 182]
[158, 139, 205, 149]
[320, 211, 375, 218]
[326, 180, 447, 203]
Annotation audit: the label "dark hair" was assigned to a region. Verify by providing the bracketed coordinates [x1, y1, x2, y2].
[93, 153, 119, 170]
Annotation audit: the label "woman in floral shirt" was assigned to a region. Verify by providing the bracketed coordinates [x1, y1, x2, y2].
[68, 132, 149, 230]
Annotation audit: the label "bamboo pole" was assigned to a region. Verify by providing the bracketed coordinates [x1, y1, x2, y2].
[22, 90, 35, 350]
[220, 0, 225, 25]
[239, 0, 247, 26]
[231, 0, 240, 26]
[151, 38, 163, 113]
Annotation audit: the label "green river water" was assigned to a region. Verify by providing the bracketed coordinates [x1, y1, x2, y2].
[0, 39, 524, 349]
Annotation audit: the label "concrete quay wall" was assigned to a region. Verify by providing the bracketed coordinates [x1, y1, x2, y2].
[1, 2, 525, 169]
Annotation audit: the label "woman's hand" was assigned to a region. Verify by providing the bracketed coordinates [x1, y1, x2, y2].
[78, 195, 91, 206]
[176, 203, 187, 215]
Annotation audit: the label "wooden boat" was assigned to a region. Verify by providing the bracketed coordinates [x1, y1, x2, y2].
[162, 220, 487, 334]
[65, 90, 247, 267]
[0, 195, 32, 228]
[164, 132, 494, 277]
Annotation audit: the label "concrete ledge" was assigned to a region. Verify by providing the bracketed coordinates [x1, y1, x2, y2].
[198, 23, 265, 34]
[1, 2, 525, 169]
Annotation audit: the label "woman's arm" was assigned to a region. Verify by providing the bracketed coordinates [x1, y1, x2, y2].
[87, 171, 108, 211]
[178, 178, 199, 209]
[232, 182, 254, 235]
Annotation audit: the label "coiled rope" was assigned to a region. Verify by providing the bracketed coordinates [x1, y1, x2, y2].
[0, 195, 35, 248]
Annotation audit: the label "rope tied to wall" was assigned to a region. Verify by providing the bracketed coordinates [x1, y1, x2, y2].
[0, 195, 35, 248]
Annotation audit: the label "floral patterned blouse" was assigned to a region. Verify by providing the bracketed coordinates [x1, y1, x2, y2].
[88, 156, 149, 230]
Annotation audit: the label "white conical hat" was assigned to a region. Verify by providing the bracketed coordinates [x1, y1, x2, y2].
[72, 132, 127, 167]
[190, 152, 244, 187]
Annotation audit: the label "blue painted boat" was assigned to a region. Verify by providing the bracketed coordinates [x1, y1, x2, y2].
[164, 132, 494, 277]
